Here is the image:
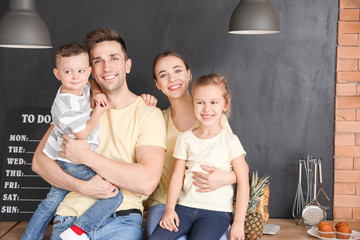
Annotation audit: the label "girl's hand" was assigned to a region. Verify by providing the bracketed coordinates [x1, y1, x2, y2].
[192, 165, 235, 192]
[92, 93, 109, 108]
[141, 94, 158, 107]
[159, 208, 179, 232]
[229, 223, 245, 240]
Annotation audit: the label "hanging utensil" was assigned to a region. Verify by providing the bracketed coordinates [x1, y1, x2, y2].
[316, 159, 331, 210]
[301, 162, 326, 226]
[292, 160, 305, 219]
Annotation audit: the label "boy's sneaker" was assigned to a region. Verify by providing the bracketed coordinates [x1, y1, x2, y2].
[59, 228, 89, 240]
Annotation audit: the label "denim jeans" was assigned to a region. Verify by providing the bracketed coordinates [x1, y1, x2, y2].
[149, 205, 231, 240]
[22, 161, 123, 240]
[50, 212, 143, 240]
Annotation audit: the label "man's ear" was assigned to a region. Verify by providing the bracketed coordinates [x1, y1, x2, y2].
[53, 68, 61, 81]
[126, 58, 132, 74]
[87, 66, 92, 78]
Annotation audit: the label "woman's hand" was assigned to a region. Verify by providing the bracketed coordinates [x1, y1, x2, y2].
[58, 134, 91, 164]
[229, 222, 245, 240]
[159, 208, 179, 232]
[141, 94, 158, 107]
[192, 165, 236, 192]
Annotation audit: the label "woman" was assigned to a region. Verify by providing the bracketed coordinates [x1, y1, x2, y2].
[145, 51, 237, 240]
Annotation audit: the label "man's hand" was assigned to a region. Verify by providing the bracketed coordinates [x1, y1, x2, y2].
[78, 175, 119, 199]
[58, 134, 91, 164]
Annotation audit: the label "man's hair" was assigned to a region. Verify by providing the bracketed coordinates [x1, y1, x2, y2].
[84, 28, 128, 59]
[55, 42, 88, 67]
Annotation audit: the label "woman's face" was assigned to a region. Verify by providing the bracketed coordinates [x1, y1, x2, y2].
[154, 55, 191, 99]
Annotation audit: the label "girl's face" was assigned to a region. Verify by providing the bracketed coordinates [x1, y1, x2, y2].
[193, 84, 228, 128]
[154, 55, 191, 99]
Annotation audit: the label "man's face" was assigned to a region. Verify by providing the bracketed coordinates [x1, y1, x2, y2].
[90, 41, 131, 93]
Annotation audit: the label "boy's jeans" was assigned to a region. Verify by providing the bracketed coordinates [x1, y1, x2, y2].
[50, 212, 143, 240]
[22, 161, 123, 240]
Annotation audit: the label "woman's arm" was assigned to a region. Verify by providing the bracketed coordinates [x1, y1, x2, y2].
[159, 159, 186, 232]
[192, 165, 236, 192]
[229, 155, 249, 240]
[32, 125, 118, 199]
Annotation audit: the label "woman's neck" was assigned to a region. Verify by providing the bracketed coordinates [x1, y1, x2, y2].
[169, 92, 196, 132]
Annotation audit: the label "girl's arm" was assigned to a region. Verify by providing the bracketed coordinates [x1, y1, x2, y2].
[159, 158, 186, 232]
[229, 154, 249, 240]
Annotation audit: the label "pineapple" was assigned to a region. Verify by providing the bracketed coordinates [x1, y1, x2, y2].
[244, 171, 270, 240]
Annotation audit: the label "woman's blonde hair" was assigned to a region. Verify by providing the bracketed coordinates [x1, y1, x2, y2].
[192, 73, 232, 117]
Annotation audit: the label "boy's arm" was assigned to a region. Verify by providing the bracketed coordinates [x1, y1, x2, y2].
[89, 79, 102, 96]
[32, 125, 118, 199]
[229, 155, 249, 240]
[74, 80, 108, 140]
[73, 105, 105, 140]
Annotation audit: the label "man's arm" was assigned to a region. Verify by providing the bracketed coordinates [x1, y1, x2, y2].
[32, 125, 118, 199]
[59, 134, 165, 196]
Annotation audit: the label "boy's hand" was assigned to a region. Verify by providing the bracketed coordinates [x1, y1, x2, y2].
[229, 222, 245, 240]
[141, 94, 158, 107]
[92, 93, 109, 116]
[159, 208, 179, 232]
[92, 93, 109, 108]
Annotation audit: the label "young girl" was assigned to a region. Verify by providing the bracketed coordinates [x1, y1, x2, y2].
[149, 73, 250, 240]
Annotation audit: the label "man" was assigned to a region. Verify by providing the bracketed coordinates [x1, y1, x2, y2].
[32, 28, 166, 240]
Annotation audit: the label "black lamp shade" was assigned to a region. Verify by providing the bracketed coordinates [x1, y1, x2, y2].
[229, 0, 280, 34]
[0, 0, 52, 48]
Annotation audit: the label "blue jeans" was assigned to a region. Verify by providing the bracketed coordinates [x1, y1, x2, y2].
[50, 212, 143, 240]
[22, 161, 123, 240]
[149, 205, 231, 240]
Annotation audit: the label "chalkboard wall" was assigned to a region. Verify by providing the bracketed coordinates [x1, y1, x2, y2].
[0, 0, 338, 220]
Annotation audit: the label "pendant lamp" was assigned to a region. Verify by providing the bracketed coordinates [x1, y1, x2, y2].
[0, 0, 52, 48]
[229, 0, 280, 34]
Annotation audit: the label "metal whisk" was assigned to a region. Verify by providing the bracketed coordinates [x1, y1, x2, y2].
[292, 160, 305, 220]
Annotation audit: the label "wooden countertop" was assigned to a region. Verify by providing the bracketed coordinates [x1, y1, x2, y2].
[264, 219, 360, 239]
[1, 219, 359, 239]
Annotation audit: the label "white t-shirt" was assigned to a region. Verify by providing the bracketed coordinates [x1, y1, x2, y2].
[173, 128, 246, 212]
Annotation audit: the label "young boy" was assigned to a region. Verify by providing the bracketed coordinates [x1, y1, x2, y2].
[22, 43, 123, 240]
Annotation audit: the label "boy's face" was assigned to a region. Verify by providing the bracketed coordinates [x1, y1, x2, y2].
[53, 53, 92, 95]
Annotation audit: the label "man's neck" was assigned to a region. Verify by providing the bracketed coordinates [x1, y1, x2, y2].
[105, 86, 138, 109]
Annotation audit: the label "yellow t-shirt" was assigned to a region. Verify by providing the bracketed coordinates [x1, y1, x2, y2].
[149, 107, 232, 207]
[55, 97, 166, 217]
